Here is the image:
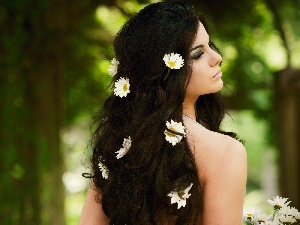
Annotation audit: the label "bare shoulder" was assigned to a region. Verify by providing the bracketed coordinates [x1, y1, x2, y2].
[206, 129, 246, 158]
[183, 118, 247, 182]
[184, 118, 247, 224]
[184, 118, 246, 156]
[78, 183, 109, 225]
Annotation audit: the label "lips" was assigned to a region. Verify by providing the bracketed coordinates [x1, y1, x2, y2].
[213, 71, 222, 79]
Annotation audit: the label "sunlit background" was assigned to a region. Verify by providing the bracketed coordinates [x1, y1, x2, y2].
[0, 0, 299, 224]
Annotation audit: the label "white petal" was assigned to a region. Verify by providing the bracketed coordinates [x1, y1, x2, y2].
[114, 77, 130, 98]
[167, 183, 193, 209]
[164, 119, 186, 146]
[116, 136, 132, 159]
[98, 161, 109, 179]
[115, 147, 126, 159]
[108, 58, 119, 76]
[163, 53, 184, 69]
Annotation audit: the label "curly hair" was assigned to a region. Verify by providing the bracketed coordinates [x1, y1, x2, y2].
[89, 1, 238, 225]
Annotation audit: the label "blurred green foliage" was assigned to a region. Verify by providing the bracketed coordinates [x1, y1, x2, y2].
[0, 0, 299, 224]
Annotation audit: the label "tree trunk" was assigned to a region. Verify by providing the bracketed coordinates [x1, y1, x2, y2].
[275, 68, 300, 209]
[0, 0, 102, 223]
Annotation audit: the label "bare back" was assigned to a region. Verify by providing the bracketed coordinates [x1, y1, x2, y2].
[183, 117, 247, 225]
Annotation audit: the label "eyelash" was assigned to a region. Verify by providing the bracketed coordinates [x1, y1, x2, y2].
[191, 42, 219, 60]
[192, 51, 203, 60]
[209, 41, 218, 52]
[191, 50, 204, 60]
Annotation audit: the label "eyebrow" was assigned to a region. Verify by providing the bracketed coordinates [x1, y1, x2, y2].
[190, 44, 204, 51]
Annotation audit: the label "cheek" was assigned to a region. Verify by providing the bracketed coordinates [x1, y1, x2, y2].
[191, 61, 205, 77]
[190, 66, 206, 86]
[186, 70, 206, 94]
[189, 65, 216, 94]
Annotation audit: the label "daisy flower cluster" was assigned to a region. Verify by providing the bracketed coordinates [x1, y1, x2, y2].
[107, 58, 130, 98]
[108, 52, 184, 98]
[243, 196, 300, 225]
[104, 53, 191, 209]
[98, 136, 132, 179]
[107, 53, 186, 146]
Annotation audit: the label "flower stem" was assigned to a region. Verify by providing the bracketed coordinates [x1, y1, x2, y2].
[164, 68, 170, 81]
[272, 210, 277, 221]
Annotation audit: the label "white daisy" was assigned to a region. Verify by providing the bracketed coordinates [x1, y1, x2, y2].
[263, 218, 281, 225]
[108, 58, 119, 76]
[243, 208, 259, 222]
[168, 183, 193, 209]
[114, 77, 130, 98]
[164, 120, 186, 146]
[254, 212, 271, 223]
[163, 53, 184, 69]
[115, 136, 132, 159]
[279, 205, 299, 216]
[295, 211, 300, 220]
[267, 196, 291, 210]
[278, 215, 297, 224]
[98, 161, 109, 179]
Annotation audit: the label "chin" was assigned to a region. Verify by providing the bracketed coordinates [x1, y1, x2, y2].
[211, 81, 223, 93]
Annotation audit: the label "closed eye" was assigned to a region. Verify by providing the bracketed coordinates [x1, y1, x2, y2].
[190, 41, 221, 60]
[190, 50, 204, 60]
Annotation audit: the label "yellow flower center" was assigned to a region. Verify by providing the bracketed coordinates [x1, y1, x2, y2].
[166, 127, 176, 137]
[178, 190, 185, 199]
[123, 84, 128, 92]
[168, 61, 176, 68]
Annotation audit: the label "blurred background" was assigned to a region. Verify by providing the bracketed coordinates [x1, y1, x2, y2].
[0, 0, 299, 224]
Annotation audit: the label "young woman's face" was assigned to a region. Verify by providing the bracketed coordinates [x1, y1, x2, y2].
[185, 22, 223, 101]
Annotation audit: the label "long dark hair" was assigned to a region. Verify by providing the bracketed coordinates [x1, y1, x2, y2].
[89, 1, 237, 225]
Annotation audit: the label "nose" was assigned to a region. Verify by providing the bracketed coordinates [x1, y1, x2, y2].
[209, 49, 222, 67]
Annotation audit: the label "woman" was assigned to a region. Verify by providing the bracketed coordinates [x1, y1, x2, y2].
[79, 1, 247, 225]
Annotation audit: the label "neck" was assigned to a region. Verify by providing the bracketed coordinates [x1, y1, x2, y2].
[182, 100, 196, 120]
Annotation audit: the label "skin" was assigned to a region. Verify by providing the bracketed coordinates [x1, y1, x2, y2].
[182, 22, 247, 225]
[183, 22, 223, 117]
[78, 182, 109, 225]
[79, 22, 247, 225]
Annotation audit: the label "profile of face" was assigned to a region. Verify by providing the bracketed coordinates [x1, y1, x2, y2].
[184, 22, 223, 102]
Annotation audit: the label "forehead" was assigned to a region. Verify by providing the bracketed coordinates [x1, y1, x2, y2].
[191, 22, 209, 48]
